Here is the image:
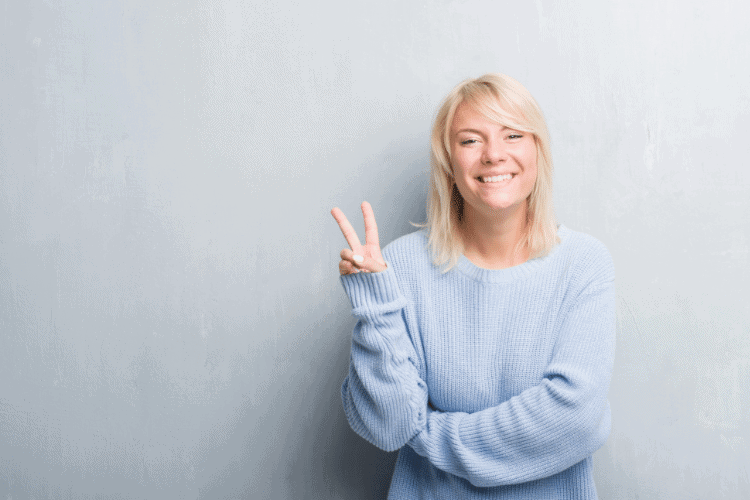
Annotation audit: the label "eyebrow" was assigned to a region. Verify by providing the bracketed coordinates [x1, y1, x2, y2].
[454, 126, 511, 135]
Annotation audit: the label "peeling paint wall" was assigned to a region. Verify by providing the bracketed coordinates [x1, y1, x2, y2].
[1, 0, 748, 498]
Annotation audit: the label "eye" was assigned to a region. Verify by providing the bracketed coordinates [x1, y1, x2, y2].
[507, 134, 523, 140]
[460, 139, 478, 145]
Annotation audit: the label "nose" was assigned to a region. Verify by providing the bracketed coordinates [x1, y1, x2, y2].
[481, 139, 507, 165]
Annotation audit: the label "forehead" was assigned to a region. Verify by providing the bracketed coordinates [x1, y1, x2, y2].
[451, 101, 513, 133]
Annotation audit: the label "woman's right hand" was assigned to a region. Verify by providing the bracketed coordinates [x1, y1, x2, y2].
[331, 201, 388, 275]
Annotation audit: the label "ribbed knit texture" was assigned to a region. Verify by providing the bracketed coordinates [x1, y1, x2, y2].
[340, 225, 616, 499]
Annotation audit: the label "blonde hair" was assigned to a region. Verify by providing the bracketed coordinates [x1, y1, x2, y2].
[424, 73, 559, 271]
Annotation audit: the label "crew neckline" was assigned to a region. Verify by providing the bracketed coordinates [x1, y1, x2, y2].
[455, 225, 568, 284]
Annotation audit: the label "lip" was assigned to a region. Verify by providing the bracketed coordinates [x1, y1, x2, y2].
[476, 173, 517, 184]
[478, 171, 516, 177]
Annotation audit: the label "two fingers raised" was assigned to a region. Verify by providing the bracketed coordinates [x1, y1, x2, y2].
[331, 202, 387, 275]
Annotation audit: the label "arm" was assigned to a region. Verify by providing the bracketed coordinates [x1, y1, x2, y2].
[331, 203, 428, 452]
[340, 266, 428, 452]
[408, 271, 616, 487]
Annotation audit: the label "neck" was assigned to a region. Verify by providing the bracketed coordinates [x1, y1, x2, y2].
[461, 203, 530, 270]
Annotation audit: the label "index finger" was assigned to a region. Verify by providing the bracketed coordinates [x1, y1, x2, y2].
[361, 201, 380, 249]
[331, 207, 362, 250]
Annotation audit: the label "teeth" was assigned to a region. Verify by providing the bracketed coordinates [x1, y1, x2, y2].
[479, 174, 513, 183]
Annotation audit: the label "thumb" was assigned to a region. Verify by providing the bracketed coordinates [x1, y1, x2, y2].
[355, 254, 387, 273]
[343, 249, 388, 273]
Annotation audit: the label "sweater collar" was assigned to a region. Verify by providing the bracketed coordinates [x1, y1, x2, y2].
[455, 225, 568, 284]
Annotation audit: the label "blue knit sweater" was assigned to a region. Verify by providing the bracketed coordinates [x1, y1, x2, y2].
[340, 226, 616, 499]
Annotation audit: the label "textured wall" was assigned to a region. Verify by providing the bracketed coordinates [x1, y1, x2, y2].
[1, 0, 748, 498]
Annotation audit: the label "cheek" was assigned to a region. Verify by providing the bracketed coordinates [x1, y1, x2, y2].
[524, 149, 538, 182]
[451, 153, 472, 177]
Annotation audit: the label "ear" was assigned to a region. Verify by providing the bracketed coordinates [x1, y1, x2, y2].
[443, 161, 455, 181]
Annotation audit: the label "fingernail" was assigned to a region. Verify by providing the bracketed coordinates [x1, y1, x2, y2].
[352, 255, 364, 263]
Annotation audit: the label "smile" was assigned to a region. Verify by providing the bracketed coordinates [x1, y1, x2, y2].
[477, 174, 514, 183]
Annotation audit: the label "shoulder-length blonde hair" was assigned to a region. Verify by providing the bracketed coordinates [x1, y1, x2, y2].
[425, 73, 559, 271]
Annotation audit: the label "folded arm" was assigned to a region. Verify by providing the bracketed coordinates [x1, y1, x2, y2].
[408, 275, 616, 487]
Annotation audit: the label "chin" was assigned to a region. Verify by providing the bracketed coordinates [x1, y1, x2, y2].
[483, 198, 528, 215]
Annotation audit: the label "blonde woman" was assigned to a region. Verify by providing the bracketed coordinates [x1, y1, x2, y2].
[331, 74, 615, 499]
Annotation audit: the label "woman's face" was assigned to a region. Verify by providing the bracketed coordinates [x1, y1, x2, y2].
[450, 102, 538, 222]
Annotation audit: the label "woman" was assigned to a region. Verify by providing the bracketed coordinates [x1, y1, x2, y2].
[331, 74, 615, 499]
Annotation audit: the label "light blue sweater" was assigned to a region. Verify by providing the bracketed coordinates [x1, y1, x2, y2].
[340, 226, 616, 499]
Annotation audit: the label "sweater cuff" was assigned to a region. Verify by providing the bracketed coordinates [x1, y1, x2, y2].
[339, 264, 404, 312]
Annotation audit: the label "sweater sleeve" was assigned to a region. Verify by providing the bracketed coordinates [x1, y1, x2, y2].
[407, 264, 616, 487]
[339, 265, 429, 452]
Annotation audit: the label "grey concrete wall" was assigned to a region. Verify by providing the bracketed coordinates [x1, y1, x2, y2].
[1, 0, 748, 498]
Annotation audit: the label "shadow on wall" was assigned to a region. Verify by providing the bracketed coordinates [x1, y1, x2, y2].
[287, 323, 399, 499]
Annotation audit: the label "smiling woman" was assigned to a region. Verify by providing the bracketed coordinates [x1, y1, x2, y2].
[450, 103, 539, 269]
[331, 74, 616, 500]
[452, 106, 538, 212]
[428, 73, 558, 271]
